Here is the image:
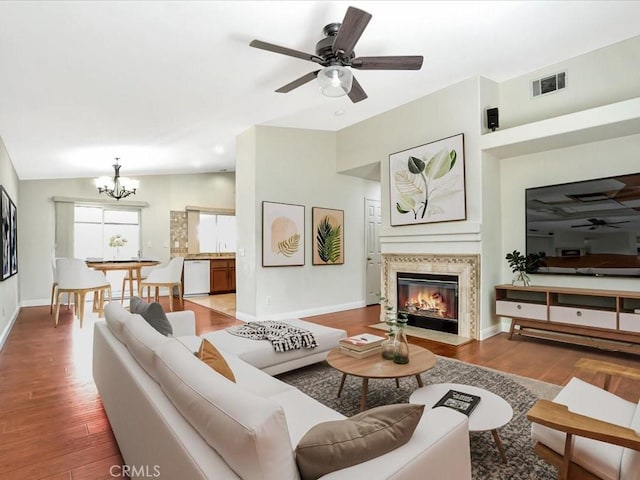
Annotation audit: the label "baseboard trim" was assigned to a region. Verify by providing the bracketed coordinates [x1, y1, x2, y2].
[0, 306, 20, 352]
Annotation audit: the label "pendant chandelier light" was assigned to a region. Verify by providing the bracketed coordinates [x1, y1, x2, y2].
[94, 158, 139, 201]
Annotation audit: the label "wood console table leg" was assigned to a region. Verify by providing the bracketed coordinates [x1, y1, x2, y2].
[360, 378, 369, 412]
[337, 373, 347, 398]
[508, 319, 516, 339]
[491, 429, 508, 463]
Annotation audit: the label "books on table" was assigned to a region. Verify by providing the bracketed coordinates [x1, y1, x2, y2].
[339, 334, 385, 351]
[433, 389, 481, 416]
[338, 345, 383, 359]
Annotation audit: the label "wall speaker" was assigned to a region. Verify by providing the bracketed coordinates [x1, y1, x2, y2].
[487, 107, 499, 132]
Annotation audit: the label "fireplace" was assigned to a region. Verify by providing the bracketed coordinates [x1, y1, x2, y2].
[381, 254, 480, 340]
[397, 272, 459, 334]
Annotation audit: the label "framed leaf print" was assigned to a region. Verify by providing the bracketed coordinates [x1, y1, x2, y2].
[262, 201, 305, 267]
[312, 207, 344, 265]
[389, 133, 466, 226]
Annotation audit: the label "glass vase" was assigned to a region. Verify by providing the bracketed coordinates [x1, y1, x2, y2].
[393, 321, 410, 364]
[512, 271, 531, 286]
[381, 325, 396, 360]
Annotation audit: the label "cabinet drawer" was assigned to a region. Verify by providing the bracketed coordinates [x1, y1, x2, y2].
[210, 259, 231, 269]
[549, 306, 616, 329]
[619, 313, 640, 333]
[496, 300, 547, 320]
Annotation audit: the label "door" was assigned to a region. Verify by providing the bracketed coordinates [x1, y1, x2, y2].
[365, 198, 382, 305]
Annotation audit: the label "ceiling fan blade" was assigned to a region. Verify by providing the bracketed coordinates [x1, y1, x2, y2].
[275, 70, 320, 93]
[352, 56, 424, 70]
[348, 76, 367, 103]
[250, 40, 324, 64]
[332, 7, 372, 57]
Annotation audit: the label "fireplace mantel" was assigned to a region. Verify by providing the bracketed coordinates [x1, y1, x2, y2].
[381, 254, 480, 340]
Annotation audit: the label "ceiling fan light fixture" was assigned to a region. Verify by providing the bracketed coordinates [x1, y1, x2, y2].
[317, 65, 352, 97]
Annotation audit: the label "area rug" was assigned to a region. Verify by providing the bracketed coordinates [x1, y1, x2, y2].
[369, 322, 473, 346]
[277, 357, 560, 480]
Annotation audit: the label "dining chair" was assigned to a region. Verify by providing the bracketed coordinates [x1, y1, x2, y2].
[139, 256, 184, 311]
[54, 258, 112, 327]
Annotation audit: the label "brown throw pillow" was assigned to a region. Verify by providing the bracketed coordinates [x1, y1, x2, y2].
[197, 339, 236, 383]
[295, 403, 425, 480]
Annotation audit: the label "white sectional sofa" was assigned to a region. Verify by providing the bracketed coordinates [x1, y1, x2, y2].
[93, 302, 472, 480]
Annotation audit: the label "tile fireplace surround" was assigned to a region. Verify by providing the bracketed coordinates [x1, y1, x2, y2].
[381, 254, 480, 340]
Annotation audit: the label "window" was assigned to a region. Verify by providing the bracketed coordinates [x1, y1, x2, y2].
[198, 213, 236, 254]
[74, 206, 141, 260]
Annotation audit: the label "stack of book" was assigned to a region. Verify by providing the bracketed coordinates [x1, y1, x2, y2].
[338, 333, 385, 358]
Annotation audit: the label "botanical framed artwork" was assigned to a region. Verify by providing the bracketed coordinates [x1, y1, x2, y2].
[312, 207, 344, 265]
[1, 185, 17, 281]
[262, 201, 305, 267]
[389, 133, 466, 226]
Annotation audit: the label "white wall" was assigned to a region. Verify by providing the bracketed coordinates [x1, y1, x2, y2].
[235, 126, 380, 320]
[499, 35, 640, 128]
[499, 133, 640, 292]
[0, 136, 19, 347]
[19, 172, 235, 305]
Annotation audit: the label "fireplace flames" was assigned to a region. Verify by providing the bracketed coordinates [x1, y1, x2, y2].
[404, 289, 451, 318]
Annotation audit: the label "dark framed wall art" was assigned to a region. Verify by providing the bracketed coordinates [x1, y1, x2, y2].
[1, 185, 17, 281]
[312, 207, 344, 265]
[262, 201, 305, 267]
[389, 133, 466, 226]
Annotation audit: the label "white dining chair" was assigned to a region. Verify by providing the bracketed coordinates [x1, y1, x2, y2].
[139, 256, 184, 311]
[54, 258, 112, 327]
[120, 258, 159, 304]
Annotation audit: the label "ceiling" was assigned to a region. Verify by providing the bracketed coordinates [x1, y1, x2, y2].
[1, 1, 639, 181]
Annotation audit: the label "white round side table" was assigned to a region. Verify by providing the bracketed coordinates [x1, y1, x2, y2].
[409, 382, 513, 463]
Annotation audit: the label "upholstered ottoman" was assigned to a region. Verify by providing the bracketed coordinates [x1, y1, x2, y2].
[201, 318, 347, 375]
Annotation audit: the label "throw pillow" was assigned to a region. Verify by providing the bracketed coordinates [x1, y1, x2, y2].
[129, 296, 173, 337]
[295, 403, 425, 480]
[197, 338, 236, 383]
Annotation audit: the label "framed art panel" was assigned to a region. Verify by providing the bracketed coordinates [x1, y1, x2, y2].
[312, 207, 344, 265]
[389, 133, 466, 226]
[1, 186, 12, 281]
[9, 197, 17, 276]
[262, 201, 305, 267]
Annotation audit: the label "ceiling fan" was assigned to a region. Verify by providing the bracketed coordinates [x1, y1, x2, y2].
[570, 218, 631, 230]
[249, 6, 423, 103]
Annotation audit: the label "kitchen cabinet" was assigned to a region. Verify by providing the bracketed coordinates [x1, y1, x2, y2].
[210, 259, 235, 294]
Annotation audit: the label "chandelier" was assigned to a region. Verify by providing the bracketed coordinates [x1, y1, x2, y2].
[94, 158, 139, 201]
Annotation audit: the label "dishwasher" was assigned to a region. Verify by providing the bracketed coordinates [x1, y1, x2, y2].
[183, 260, 210, 296]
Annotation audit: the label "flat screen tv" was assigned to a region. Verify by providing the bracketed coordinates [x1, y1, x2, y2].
[526, 172, 640, 277]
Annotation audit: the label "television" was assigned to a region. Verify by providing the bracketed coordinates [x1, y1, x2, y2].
[525, 172, 640, 277]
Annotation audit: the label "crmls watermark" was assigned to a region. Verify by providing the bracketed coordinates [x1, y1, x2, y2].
[110, 465, 161, 478]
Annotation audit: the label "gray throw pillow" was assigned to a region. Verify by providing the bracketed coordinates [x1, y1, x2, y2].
[129, 296, 173, 336]
[295, 403, 425, 480]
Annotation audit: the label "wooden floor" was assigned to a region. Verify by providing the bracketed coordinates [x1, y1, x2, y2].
[1, 299, 639, 479]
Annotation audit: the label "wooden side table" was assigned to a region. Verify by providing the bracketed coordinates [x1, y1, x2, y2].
[326, 344, 437, 412]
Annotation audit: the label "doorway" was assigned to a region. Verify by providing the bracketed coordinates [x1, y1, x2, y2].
[365, 198, 381, 305]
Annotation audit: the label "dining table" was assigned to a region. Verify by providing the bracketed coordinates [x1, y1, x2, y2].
[86, 259, 161, 299]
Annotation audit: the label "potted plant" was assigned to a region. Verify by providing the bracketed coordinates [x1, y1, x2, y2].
[505, 250, 545, 286]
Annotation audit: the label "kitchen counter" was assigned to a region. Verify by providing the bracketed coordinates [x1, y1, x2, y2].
[185, 255, 235, 260]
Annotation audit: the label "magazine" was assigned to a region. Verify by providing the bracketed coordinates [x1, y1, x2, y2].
[433, 389, 481, 416]
[339, 333, 385, 351]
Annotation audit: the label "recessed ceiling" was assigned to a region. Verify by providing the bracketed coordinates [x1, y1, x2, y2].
[0, 1, 638, 180]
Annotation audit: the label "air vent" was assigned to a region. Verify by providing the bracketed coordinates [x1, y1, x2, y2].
[532, 71, 566, 97]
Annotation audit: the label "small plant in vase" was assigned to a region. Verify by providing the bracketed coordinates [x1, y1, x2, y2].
[505, 250, 545, 286]
[379, 296, 397, 360]
[109, 234, 128, 259]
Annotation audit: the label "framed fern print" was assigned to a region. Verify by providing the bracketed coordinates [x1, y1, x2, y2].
[262, 201, 305, 267]
[312, 207, 344, 265]
[389, 133, 466, 226]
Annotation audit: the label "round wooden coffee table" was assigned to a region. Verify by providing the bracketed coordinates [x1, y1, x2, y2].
[326, 344, 437, 412]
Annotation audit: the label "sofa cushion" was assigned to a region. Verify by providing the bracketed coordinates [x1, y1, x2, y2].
[153, 338, 300, 480]
[104, 301, 128, 343]
[130, 296, 173, 336]
[531, 377, 636, 480]
[122, 314, 167, 382]
[620, 400, 640, 480]
[197, 338, 235, 383]
[295, 403, 425, 480]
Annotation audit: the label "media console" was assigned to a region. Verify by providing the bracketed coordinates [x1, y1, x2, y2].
[495, 284, 640, 355]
